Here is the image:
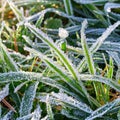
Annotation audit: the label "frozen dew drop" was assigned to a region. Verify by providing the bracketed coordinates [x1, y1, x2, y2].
[58, 28, 69, 39]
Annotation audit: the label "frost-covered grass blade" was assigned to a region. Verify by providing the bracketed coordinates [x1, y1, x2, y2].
[19, 81, 39, 117]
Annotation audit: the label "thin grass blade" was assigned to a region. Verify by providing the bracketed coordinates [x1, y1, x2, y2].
[63, 0, 73, 15]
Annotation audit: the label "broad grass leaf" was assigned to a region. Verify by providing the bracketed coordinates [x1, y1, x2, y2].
[51, 92, 93, 114]
[0, 72, 42, 83]
[19, 81, 39, 117]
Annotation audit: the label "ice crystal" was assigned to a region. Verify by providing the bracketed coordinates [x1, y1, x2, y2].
[58, 28, 69, 39]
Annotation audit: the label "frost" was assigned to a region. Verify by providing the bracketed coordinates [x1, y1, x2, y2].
[104, 3, 120, 13]
[36, 93, 61, 106]
[0, 72, 42, 83]
[0, 84, 9, 102]
[79, 74, 120, 92]
[90, 21, 120, 54]
[58, 28, 69, 39]
[107, 51, 120, 66]
[19, 81, 39, 117]
[25, 22, 80, 81]
[81, 20, 96, 75]
[22, 8, 97, 24]
[85, 98, 120, 120]
[78, 21, 120, 72]
[51, 92, 93, 114]
[46, 94, 54, 120]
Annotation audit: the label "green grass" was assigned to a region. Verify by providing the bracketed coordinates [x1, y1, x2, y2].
[0, 0, 120, 119]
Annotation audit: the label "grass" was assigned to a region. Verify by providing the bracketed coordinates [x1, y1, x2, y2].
[0, 0, 120, 119]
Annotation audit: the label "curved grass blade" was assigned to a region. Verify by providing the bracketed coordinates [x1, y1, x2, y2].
[0, 71, 85, 102]
[107, 51, 120, 66]
[18, 8, 98, 26]
[1, 71, 120, 93]
[104, 3, 120, 13]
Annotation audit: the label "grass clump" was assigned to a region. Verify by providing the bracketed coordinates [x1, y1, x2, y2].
[0, 0, 120, 119]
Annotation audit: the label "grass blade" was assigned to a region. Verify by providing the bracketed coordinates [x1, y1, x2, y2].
[24, 46, 87, 98]
[7, 0, 24, 21]
[85, 98, 120, 120]
[73, 0, 108, 4]
[79, 74, 120, 92]
[51, 92, 93, 114]
[81, 19, 95, 74]
[25, 23, 78, 81]
[46, 94, 54, 120]
[19, 81, 39, 117]
[78, 21, 120, 72]
[63, 0, 73, 15]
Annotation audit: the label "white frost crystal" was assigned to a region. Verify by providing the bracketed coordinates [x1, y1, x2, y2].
[58, 28, 69, 39]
